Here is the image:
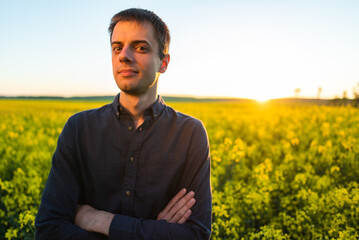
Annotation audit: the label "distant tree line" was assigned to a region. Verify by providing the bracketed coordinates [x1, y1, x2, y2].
[330, 83, 359, 107]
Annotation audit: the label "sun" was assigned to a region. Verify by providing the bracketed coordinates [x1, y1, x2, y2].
[245, 90, 282, 103]
[255, 96, 271, 103]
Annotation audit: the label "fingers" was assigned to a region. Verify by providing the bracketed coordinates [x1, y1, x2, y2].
[157, 188, 196, 224]
[158, 188, 187, 219]
[169, 196, 196, 223]
[178, 209, 192, 224]
[162, 190, 196, 223]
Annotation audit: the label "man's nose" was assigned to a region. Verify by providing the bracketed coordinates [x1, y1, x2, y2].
[119, 45, 133, 63]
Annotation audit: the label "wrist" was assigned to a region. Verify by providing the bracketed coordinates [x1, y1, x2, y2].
[91, 210, 115, 236]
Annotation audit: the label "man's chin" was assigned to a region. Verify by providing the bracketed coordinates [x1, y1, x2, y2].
[120, 88, 146, 96]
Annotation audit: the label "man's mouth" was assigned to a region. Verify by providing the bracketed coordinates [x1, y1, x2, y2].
[119, 69, 138, 77]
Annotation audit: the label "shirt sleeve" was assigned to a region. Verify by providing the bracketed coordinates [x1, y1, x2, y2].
[108, 120, 212, 240]
[36, 116, 212, 240]
[35, 116, 107, 240]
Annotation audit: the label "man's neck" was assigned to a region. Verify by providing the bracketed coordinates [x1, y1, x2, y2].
[119, 90, 157, 128]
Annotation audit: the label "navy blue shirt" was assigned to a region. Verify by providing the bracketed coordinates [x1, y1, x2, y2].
[35, 93, 212, 239]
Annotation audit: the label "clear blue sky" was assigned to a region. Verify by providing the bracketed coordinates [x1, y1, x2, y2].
[1, 0, 359, 100]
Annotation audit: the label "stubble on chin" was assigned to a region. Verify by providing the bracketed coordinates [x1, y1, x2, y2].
[121, 88, 146, 96]
[118, 82, 148, 96]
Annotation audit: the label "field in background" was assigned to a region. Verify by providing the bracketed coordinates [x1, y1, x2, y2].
[0, 99, 358, 239]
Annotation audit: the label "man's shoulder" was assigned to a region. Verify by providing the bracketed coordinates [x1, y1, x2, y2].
[163, 105, 205, 129]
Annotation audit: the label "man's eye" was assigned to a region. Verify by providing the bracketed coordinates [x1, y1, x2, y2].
[113, 47, 122, 53]
[136, 46, 148, 52]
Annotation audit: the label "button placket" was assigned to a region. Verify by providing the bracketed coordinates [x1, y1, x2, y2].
[121, 124, 146, 215]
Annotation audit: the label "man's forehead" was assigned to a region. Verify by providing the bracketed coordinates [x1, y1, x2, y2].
[112, 20, 156, 41]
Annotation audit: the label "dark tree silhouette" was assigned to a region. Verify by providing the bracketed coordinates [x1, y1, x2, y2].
[317, 87, 322, 99]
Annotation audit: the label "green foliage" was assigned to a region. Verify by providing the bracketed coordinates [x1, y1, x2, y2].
[0, 100, 104, 239]
[172, 102, 359, 239]
[1, 100, 359, 239]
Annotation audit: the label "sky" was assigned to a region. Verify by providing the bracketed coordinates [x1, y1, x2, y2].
[1, 0, 359, 100]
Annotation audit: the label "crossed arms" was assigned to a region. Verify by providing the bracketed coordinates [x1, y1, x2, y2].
[35, 114, 212, 239]
[74, 188, 196, 236]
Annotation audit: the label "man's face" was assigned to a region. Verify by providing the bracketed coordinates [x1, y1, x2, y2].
[111, 21, 168, 96]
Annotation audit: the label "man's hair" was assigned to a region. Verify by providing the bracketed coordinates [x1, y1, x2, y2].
[108, 8, 170, 60]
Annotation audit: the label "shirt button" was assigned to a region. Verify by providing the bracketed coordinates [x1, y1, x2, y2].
[116, 112, 119, 117]
[128, 126, 132, 131]
[154, 114, 158, 119]
[130, 156, 134, 162]
[126, 190, 131, 196]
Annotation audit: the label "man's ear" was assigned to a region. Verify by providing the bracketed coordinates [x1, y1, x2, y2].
[159, 54, 170, 73]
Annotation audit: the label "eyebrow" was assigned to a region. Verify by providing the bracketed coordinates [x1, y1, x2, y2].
[111, 40, 151, 46]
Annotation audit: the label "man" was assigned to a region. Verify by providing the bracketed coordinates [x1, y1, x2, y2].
[35, 8, 212, 239]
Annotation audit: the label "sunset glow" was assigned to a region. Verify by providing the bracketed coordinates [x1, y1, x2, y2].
[1, 1, 359, 99]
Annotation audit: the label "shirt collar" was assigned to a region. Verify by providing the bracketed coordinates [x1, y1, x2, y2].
[112, 92, 166, 120]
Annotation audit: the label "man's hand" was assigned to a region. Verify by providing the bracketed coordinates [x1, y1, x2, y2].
[157, 188, 196, 224]
[74, 189, 195, 235]
[75, 205, 114, 236]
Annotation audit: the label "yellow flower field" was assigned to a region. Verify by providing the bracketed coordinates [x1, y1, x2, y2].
[0, 99, 358, 239]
